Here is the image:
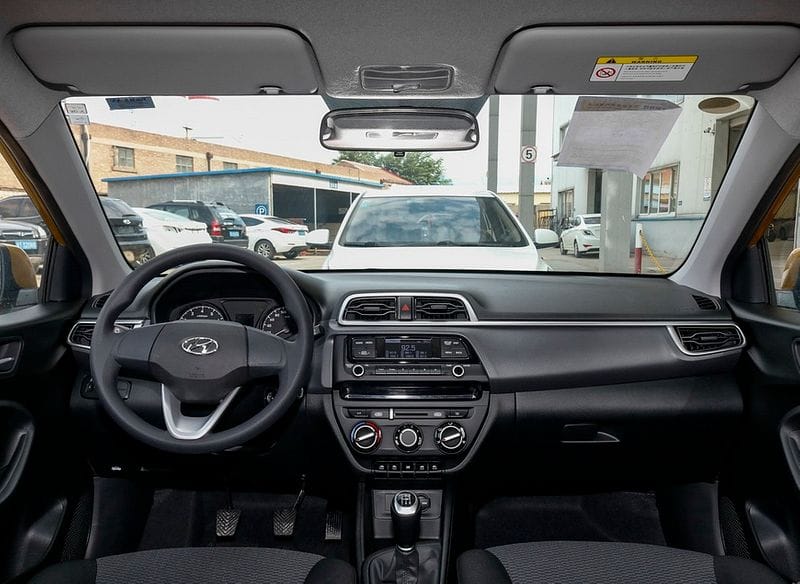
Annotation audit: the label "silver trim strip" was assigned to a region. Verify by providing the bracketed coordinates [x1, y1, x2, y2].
[67, 319, 145, 350]
[667, 324, 747, 357]
[339, 292, 478, 324]
[162, 385, 240, 440]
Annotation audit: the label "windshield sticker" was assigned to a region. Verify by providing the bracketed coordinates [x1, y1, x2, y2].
[590, 55, 697, 82]
[557, 96, 682, 178]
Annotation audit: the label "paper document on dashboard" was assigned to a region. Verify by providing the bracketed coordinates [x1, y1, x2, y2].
[557, 97, 682, 178]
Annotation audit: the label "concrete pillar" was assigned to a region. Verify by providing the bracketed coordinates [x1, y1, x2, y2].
[599, 171, 634, 272]
[487, 96, 500, 193]
[518, 95, 537, 235]
[266, 172, 274, 215]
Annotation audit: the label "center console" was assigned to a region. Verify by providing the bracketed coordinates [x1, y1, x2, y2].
[330, 334, 490, 475]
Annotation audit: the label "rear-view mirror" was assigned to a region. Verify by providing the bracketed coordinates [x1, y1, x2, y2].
[533, 229, 559, 249]
[306, 229, 330, 248]
[320, 108, 479, 151]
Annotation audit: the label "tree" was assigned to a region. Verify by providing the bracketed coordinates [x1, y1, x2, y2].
[334, 151, 451, 185]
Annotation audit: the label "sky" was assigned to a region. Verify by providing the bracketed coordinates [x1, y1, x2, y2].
[66, 95, 555, 193]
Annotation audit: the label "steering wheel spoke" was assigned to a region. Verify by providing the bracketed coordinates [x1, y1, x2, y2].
[161, 385, 241, 440]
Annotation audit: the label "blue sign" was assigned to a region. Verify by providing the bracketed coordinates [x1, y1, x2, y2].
[254, 204, 269, 215]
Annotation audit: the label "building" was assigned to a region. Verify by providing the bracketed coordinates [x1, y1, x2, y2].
[497, 187, 552, 217]
[549, 95, 753, 257]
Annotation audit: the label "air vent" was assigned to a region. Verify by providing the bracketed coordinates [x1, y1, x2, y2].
[673, 326, 744, 355]
[92, 294, 111, 309]
[360, 65, 453, 92]
[414, 297, 469, 321]
[343, 297, 397, 321]
[67, 320, 142, 349]
[692, 295, 718, 310]
[68, 323, 95, 349]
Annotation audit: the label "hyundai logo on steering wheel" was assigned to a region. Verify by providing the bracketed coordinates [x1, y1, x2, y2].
[181, 336, 219, 355]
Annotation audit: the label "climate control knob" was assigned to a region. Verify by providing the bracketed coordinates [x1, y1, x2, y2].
[350, 421, 381, 453]
[394, 424, 423, 453]
[435, 422, 466, 453]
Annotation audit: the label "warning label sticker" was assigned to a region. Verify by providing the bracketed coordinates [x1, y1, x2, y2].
[590, 55, 697, 82]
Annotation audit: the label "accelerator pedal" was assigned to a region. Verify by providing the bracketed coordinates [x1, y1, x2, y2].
[324, 510, 343, 541]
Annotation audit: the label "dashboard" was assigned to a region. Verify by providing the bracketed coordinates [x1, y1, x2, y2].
[68, 264, 748, 481]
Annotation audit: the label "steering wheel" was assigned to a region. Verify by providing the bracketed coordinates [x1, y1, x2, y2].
[89, 244, 314, 454]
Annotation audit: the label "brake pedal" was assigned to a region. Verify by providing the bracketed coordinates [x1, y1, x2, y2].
[325, 510, 343, 541]
[216, 508, 241, 538]
[273, 475, 306, 538]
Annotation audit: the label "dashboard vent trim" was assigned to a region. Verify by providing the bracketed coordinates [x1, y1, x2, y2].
[339, 293, 477, 324]
[413, 296, 469, 321]
[91, 293, 111, 309]
[692, 295, 719, 311]
[669, 324, 745, 356]
[67, 319, 144, 350]
[343, 296, 397, 322]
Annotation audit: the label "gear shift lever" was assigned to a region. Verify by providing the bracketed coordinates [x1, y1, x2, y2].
[391, 491, 421, 553]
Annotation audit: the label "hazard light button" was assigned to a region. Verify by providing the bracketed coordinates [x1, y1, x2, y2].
[398, 296, 413, 320]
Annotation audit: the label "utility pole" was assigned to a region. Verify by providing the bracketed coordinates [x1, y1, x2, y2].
[486, 96, 499, 193]
[518, 95, 537, 235]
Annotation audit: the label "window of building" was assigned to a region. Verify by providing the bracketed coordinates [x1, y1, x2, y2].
[175, 155, 194, 173]
[222, 161, 238, 170]
[558, 188, 574, 229]
[639, 165, 679, 216]
[113, 146, 135, 170]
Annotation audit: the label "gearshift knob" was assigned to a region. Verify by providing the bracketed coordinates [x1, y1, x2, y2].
[391, 491, 421, 552]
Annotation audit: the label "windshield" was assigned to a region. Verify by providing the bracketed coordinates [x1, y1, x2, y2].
[340, 196, 526, 248]
[61, 94, 754, 274]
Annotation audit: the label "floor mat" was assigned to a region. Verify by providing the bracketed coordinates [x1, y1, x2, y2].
[137, 490, 353, 563]
[474, 492, 666, 549]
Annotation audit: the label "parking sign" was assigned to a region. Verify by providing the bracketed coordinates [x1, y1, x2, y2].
[254, 204, 268, 215]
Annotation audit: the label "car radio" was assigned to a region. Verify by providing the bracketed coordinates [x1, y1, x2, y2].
[349, 336, 470, 362]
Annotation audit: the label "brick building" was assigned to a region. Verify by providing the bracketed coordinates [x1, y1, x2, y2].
[0, 122, 411, 197]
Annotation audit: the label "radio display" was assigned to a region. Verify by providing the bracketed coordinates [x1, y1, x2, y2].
[384, 338, 433, 360]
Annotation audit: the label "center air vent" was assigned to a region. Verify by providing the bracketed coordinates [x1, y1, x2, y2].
[343, 297, 397, 321]
[360, 65, 453, 92]
[414, 297, 469, 321]
[672, 325, 744, 355]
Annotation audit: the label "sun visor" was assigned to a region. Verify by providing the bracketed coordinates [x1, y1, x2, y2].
[493, 25, 800, 94]
[12, 27, 320, 95]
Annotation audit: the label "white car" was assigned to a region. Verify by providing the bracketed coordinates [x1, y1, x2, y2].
[133, 207, 211, 255]
[560, 214, 601, 257]
[320, 186, 554, 271]
[239, 214, 309, 260]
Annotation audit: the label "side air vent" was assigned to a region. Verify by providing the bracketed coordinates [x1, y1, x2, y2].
[414, 297, 469, 321]
[68, 323, 95, 348]
[673, 325, 744, 355]
[343, 297, 397, 321]
[692, 295, 719, 310]
[360, 65, 453, 92]
[67, 320, 142, 349]
[91, 294, 111, 309]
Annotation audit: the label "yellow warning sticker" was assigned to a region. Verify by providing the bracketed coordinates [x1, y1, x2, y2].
[591, 55, 698, 82]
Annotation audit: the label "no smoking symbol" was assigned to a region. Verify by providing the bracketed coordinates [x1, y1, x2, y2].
[595, 67, 617, 78]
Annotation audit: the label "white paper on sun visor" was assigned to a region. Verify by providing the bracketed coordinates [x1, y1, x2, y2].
[557, 97, 682, 178]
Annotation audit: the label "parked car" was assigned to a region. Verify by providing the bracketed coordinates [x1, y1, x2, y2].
[0, 194, 47, 229]
[133, 207, 212, 255]
[0, 218, 47, 271]
[767, 217, 796, 242]
[239, 214, 308, 259]
[320, 186, 554, 271]
[147, 200, 248, 248]
[560, 213, 601, 257]
[99, 197, 154, 265]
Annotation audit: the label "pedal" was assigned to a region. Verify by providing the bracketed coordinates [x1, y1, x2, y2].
[273, 507, 297, 537]
[216, 508, 241, 538]
[325, 510, 343, 541]
[273, 474, 306, 538]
